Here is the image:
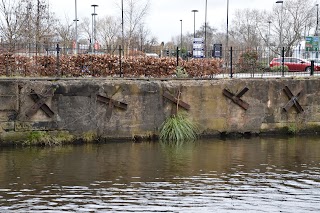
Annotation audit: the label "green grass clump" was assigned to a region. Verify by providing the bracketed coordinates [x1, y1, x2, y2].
[26, 131, 52, 146]
[82, 131, 98, 142]
[25, 131, 75, 146]
[160, 112, 198, 142]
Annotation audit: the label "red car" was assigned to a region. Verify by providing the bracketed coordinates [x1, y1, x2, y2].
[270, 57, 319, 72]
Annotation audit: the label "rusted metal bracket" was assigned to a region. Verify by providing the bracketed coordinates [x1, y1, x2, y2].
[283, 86, 304, 113]
[26, 88, 56, 118]
[223, 87, 249, 110]
[96, 94, 127, 110]
[163, 91, 190, 111]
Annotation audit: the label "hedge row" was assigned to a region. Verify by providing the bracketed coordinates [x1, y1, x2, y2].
[0, 54, 223, 78]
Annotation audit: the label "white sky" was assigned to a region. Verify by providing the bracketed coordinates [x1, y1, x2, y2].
[49, 0, 278, 42]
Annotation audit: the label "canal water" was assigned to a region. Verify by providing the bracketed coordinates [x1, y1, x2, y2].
[0, 137, 320, 212]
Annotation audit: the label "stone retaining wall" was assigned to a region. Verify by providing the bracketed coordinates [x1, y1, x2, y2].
[1, 78, 320, 143]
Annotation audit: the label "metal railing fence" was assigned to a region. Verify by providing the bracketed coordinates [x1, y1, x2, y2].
[0, 42, 318, 78]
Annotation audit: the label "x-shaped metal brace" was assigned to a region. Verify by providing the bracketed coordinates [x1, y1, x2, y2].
[163, 91, 190, 113]
[96, 94, 127, 110]
[26, 88, 56, 118]
[283, 86, 304, 113]
[223, 87, 249, 110]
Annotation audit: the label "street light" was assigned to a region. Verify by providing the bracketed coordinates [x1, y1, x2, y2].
[73, 0, 79, 54]
[268, 21, 272, 65]
[316, 4, 319, 36]
[205, 0, 207, 58]
[276, 0, 284, 76]
[180, 20, 183, 56]
[191, 10, 198, 38]
[276, 1, 283, 49]
[121, 0, 124, 53]
[226, 0, 229, 48]
[91, 4, 98, 53]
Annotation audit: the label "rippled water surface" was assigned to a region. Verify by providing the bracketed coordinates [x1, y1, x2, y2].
[0, 137, 320, 212]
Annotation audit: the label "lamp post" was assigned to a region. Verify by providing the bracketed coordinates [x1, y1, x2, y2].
[180, 20, 183, 57]
[205, 0, 207, 58]
[121, 0, 124, 53]
[91, 4, 98, 53]
[276, 1, 284, 76]
[226, 0, 229, 48]
[268, 21, 272, 65]
[191, 10, 198, 38]
[316, 4, 319, 36]
[74, 0, 79, 54]
[276, 1, 283, 49]
[316, 4, 319, 58]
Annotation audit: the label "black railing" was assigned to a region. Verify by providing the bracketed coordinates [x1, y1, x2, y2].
[0, 42, 318, 78]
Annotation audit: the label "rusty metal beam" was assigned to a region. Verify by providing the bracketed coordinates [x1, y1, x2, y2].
[26, 89, 55, 118]
[283, 86, 303, 113]
[163, 91, 190, 111]
[97, 95, 127, 110]
[223, 87, 249, 110]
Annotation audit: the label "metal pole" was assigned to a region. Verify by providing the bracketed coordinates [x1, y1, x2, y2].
[180, 20, 182, 57]
[177, 46, 179, 67]
[191, 10, 198, 38]
[205, 0, 207, 58]
[276, 1, 284, 52]
[91, 4, 98, 53]
[119, 45, 122, 77]
[226, 0, 229, 48]
[230, 46, 233, 78]
[268, 21, 271, 65]
[74, 0, 78, 54]
[282, 47, 285, 77]
[316, 4, 319, 36]
[121, 0, 124, 55]
[316, 4, 319, 58]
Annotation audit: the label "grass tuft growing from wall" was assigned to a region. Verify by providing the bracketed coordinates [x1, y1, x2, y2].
[160, 112, 198, 142]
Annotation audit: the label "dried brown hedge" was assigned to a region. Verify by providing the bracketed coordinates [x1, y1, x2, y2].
[0, 54, 223, 77]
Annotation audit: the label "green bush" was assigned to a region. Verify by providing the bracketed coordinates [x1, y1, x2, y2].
[175, 66, 189, 78]
[271, 65, 289, 72]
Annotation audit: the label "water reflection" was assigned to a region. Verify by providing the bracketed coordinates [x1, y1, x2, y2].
[0, 137, 320, 212]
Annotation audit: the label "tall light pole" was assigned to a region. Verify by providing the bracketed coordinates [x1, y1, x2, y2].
[276, 1, 284, 49]
[226, 0, 229, 48]
[180, 20, 183, 56]
[91, 4, 98, 53]
[316, 4, 319, 36]
[268, 21, 272, 65]
[205, 0, 207, 58]
[191, 10, 198, 38]
[121, 0, 124, 51]
[74, 0, 78, 54]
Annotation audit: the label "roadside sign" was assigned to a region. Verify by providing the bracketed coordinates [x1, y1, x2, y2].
[306, 36, 319, 51]
[193, 38, 204, 58]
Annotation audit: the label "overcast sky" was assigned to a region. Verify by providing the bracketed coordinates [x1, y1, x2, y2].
[50, 0, 279, 42]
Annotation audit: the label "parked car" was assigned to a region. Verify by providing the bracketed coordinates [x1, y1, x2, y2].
[270, 57, 320, 72]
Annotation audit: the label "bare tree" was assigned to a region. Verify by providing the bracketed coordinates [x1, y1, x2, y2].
[96, 16, 121, 52]
[55, 16, 74, 52]
[21, 0, 57, 53]
[230, 9, 264, 49]
[0, 0, 28, 51]
[272, 0, 316, 56]
[78, 17, 92, 45]
[122, 0, 150, 50]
